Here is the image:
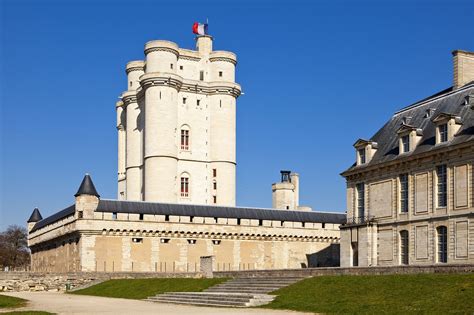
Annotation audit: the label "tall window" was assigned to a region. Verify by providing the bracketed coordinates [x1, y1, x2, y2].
[358, 149, 366, 164]
[199, 71, 204, 81]
[400, 230, 409, 265]
[212, 169, 217, 177]
[181, 129, 189, 150]
[437, 226, 448, 263]
[399, 174, 409, 213]
[401, 135, 410, 153]
[437, 165, 447, 207]
[356, 183, 365, 219]
[181, 177, 189, 197]
[439, 124, 448, 143]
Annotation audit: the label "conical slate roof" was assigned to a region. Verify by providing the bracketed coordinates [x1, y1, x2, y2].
[74, 174, 100, 197]
[27, 207, 43, 223]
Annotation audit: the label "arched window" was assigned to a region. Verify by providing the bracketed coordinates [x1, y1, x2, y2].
[437, 226, 448, 263]
[400, 230, 409, 265]
[180, 125, 190, 150]
[180, 173, 190, 197]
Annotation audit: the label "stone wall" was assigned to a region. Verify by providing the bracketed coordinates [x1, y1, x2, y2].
[0, 271, 199, 292]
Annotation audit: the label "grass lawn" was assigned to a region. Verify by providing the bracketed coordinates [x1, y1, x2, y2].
[263, 273, 474, 314]
[70, 278, 227, 299]
[0, 294, 27, 308]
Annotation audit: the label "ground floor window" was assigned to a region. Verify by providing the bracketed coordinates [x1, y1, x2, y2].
[437, 226, 448, 263]
[351, 242, 358, 266]
[400, 230, 409, 265]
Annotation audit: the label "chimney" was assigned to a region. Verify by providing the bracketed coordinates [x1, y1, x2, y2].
[452, 50, 474, 89]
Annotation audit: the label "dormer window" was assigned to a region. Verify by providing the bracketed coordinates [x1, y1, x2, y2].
[432, 112, 462, 144]
[353, 139, 377, 166]
[438, 123, 448, 143]
[358, 149, 366, 164]
[396, 124, 422, 155]
[401, 135, 410, 153]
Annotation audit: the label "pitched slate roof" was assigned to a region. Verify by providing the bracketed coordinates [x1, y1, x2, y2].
[74, 174, 100, 197]
[30, 205, 75, 233]
[29, 200, 345, 233]
[343, 82, 474, 174]
[97, 199, 346, 224]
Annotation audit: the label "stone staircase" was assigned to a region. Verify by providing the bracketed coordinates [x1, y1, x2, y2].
[146, 276, 305, 307]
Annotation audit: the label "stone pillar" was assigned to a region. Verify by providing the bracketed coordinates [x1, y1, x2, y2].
[200, 255, 215, 278]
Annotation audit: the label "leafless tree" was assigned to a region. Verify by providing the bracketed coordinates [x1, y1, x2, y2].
[0, 225, 30, 270]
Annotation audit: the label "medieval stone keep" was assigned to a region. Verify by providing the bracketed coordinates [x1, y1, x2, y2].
[340, 50, 474, 267]
[27, 35, 345, 273]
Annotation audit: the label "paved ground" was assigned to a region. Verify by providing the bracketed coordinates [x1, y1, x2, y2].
[1, 292, 310, 315]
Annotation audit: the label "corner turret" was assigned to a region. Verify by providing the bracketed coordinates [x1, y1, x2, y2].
[75, 173, 100, 219]
[27, 207, 43, 232]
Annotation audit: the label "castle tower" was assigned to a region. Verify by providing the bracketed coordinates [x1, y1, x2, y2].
[117, 35, 241, 206]
[27, 207, 43, 232]
[272, 170, 300, 210]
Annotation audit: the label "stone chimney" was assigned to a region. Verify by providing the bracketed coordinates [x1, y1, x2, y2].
[453, 50, 474, 89]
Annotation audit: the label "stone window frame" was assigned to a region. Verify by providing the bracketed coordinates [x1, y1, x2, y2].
[436, 164, 448, 208]
[436, 225, 448, 263]
[399, 173, 409, 214]
[180, 172, 191, 198]
[356, 183, 365, 219]
[180, 125, 191, 151]
[399, 229, 409, 265]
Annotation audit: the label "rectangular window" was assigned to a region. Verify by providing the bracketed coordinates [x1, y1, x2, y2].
[160, 238, 170, 244]
[78, 211, 83, 219]
[356, 183, 365, 219]
[402, 135, 410, 153]
[197, 99, 200, 106]
[439, 124, 448, 143]
[139, 213, 144, 221]
[437, 165, 447, 207]
[219, 71, 223, 77]
[170, 63, 173, 69]
[399, 174, 409, 213]
[212, 169, 217, 177]
[213, 196, 217, 204]
[112, 212, 117, 220]
[165, 214, 170, 222]
[437, 226, 448, 263]
[400, 230, 409, 265]
[200, 71, 204, 81]
[179, 65, 183, 70]
[358, 148, 366, 164]
[213, 181, 217, 190]
[181, 129, 189, 150]
[183, 97, 187, 104]
[132, 238, 143, 243]
[181, 177, 189, 197]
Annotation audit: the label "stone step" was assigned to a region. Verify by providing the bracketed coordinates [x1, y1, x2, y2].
[147, 297, 249, 307]
[146, 293, 275, 308]
[159, 292, 255, 298]
[205, 288, 277, 294]
[151, 294, 254, 302]
[211, 283, 287, 288]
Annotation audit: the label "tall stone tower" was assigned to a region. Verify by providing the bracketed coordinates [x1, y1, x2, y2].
[116, 35, 241, 206]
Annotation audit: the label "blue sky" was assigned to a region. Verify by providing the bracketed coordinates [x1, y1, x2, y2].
[1, 0, 473, 229]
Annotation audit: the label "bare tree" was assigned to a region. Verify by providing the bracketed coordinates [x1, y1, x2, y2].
[0, 225, 30, 270]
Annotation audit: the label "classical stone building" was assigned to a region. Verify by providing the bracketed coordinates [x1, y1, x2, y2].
[340, 50, 474, 267]
[27, 35, 345, 272]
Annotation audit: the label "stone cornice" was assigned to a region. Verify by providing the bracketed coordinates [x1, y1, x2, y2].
[179, 55, 201, 62]
[126, 66, 144, 74]
[140, 73, 183, 91]
[144, 46, 179, 58]
[121, 91, 138, 106]
[209, 56, 237, 66]
[180, 81, 241, 98]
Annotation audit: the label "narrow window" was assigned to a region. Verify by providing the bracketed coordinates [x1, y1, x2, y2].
[199, 71, 204, 81]
[219, 71, 223, 77]
[183, 97, 187, 104]
[322, 223, 326, 229]
[351, 242, 359, 266]
[78, 211, 83, 219]
[439, 124, 448, 143]
[190, 216, 194, 223]
[180, 65, 183, 70]
[170, 63, 173, 69]
[165, 214, 170, 222]
[139, 213, 144, 221]
[213, 181, 217, 190]
[212, 169, 217, 177]
[402, 135, 410, 153]
[181, 177, 189, 197]
[358, 148, 366, 164]
[214, 217, 218, 223]
[197, 99, 200, 106]
[437, 165, 447, 207]
[181, 129, 189, 150]
[437, 226, 448, 263]
[129, 81, 132, 87]
[399, 174, 409, 213]
[112, 212, 117, 220]
[259, 219, 263, 226]
[213, 196, 217, 204]
[356, 183, 365, 219]
[302, 222, 305, 228]
[400, 230, 409, 265]
[237, 218, 241, 225]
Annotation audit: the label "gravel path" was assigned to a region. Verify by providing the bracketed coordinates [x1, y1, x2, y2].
[1, 291, 310, 315]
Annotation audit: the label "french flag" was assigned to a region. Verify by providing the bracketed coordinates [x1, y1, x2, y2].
[192, 22, 208, 35]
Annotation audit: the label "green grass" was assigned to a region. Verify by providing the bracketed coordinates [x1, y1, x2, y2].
[0, 295, 27, 308]
[70, 278, 227, 299]
[263, 273, 474, 314]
